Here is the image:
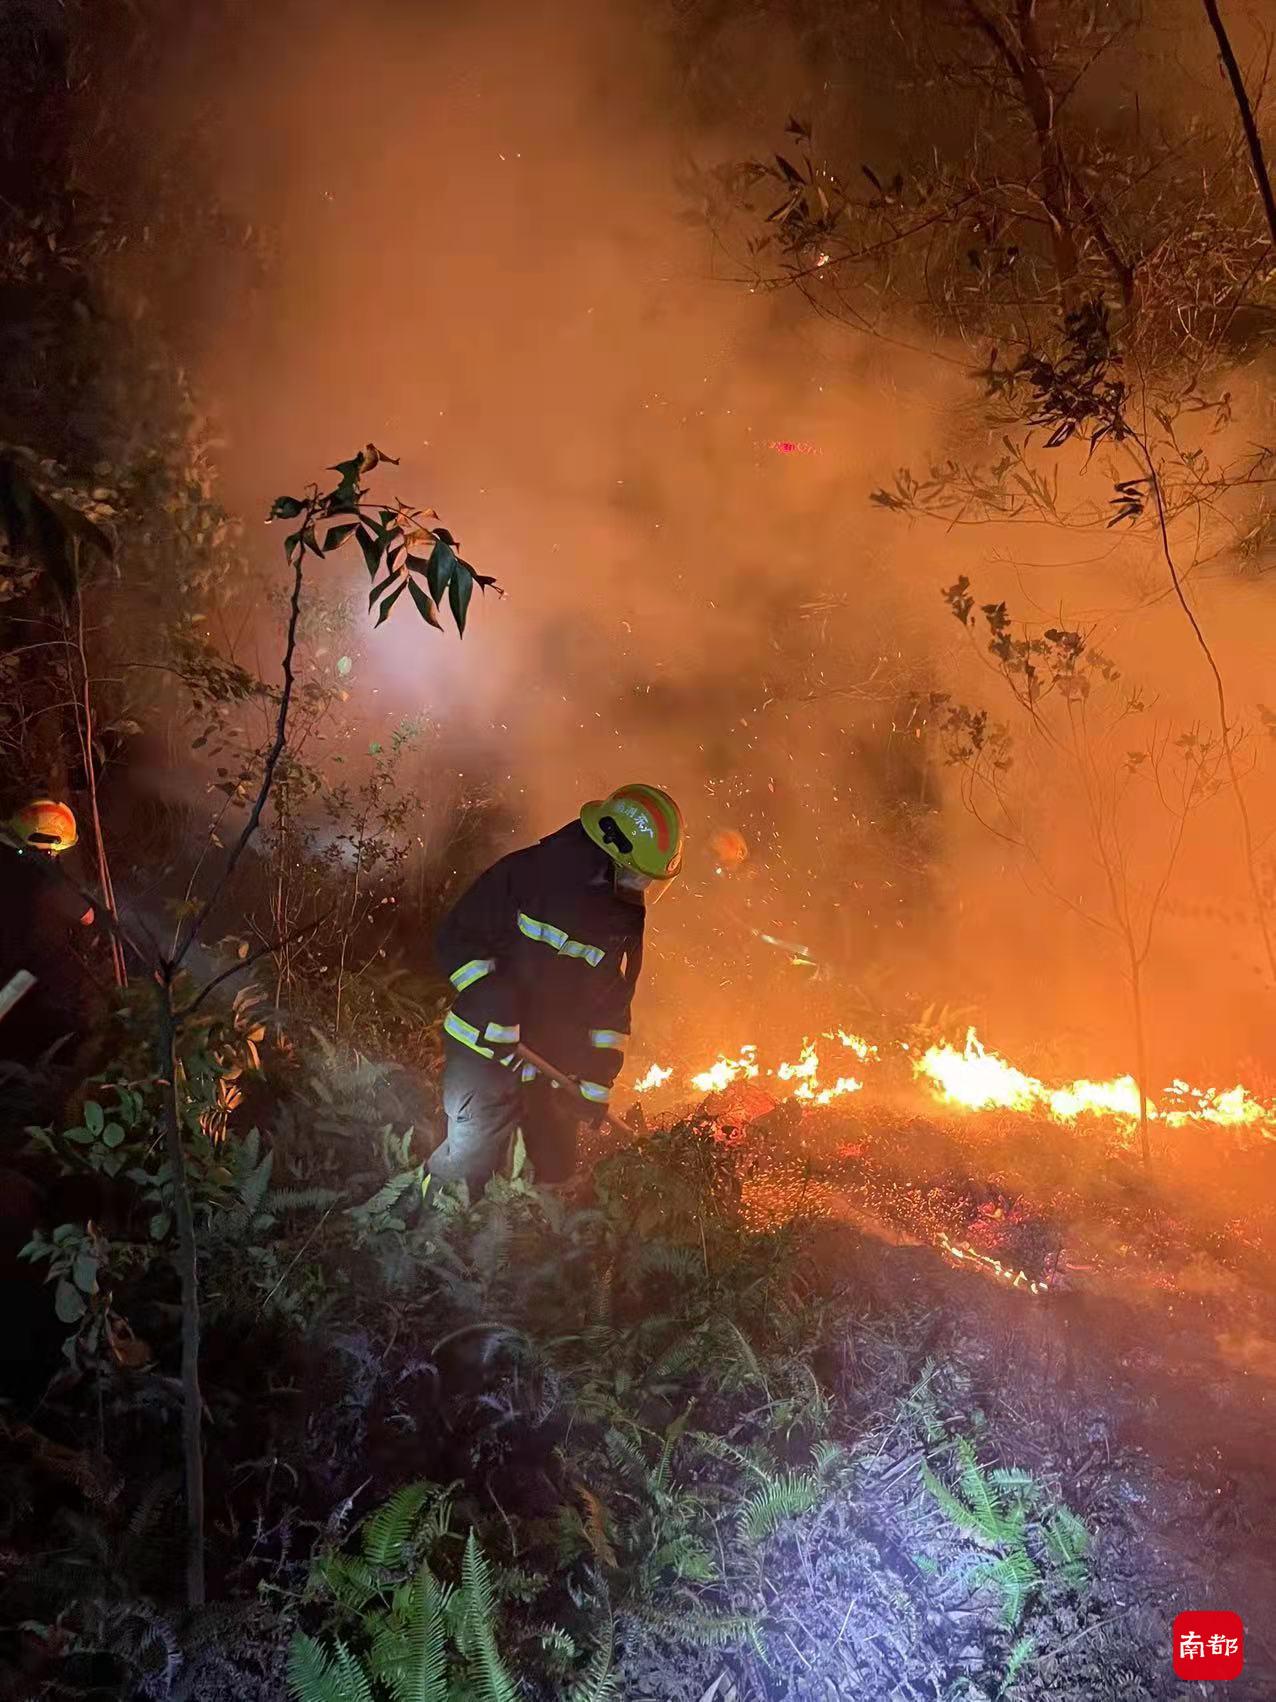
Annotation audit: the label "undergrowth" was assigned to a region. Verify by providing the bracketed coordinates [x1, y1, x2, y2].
[1, 1041, 1094, 1701]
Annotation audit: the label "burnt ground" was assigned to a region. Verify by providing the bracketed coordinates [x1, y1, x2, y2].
[608, 1092, 1276, 1701]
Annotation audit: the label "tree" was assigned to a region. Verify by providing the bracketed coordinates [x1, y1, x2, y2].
[8, 443, 497, 1606]
[701, 0, 1276, 985]
[927, 581, 1223, 1159]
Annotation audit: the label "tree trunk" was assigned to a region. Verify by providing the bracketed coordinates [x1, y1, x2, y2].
[1129, 960, 1151, 1166]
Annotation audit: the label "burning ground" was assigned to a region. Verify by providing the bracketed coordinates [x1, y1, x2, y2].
[584, 1027, 1276, 1698]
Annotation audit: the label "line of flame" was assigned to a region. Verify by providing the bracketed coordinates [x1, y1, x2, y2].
[632, 1025, 1276, 1135]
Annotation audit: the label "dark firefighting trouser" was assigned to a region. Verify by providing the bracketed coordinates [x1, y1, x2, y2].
[428, 1037, 586, 1189]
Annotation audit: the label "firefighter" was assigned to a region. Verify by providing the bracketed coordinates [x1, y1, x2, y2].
[428, 783, 684, 1189]
[0, 799, 95, 1075]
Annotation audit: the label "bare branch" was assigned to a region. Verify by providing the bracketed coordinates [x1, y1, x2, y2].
[1203, 0, 1276, 245]
[172, 543, 306, 969]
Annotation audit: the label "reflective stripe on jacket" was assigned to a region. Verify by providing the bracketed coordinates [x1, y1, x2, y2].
[436, 821, 644, 1095]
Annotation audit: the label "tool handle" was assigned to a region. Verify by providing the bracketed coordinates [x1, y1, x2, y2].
[513, 1042, 634, 1138]
[0, 970, 36, 1024]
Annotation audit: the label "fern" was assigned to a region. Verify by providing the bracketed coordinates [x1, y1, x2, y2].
[461, 1531, 518, 1702]
[921, 1451, 1009, 1547]
[999, 1634, 1037, 1696]
[577, 1484, 618, 1569]
[691, 1430, 771, 1482]
[972, 1548, 1039, 1627]
[332, 1640, 377, 1702]
[569, 1614, 617, 1702]
[811, 1440, 849, 1480]
[270, 1185, 345, 1213]
[956, 1438, 1012, 1541]
[650, 1532, 718, 1582]
[361, 1483, 431, 1568]
[313, 1554, 384, 1614]
[737, 1470, 821, 1543]
[288, 1633, 355, 1702]
[378, 1559, 449, 1702]
[662, 1610, 764, 1655]
[1044, 1508, 1090, 1590]
[603, 1426, 650, 1487]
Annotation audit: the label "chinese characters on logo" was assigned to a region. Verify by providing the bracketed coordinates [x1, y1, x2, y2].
[1173, 1611, 1244, 1681]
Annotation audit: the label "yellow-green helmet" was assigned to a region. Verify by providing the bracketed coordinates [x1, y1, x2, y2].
[581, 783, 685, 881]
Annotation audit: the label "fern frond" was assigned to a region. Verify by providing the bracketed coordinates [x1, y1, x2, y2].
[269, 1186, 345, 1213]
[663, 1610, 762, 1654]
[1044, 1508, 1090, 1591]
[650, 1533, 717, 1582]
[955, 1438, 1005, 1540]
[569, 1614, 616, 1702]
[461, 1531, 518, 1702]
[973, 1550, 1039, 1628]
[646, 1327, 707, 1383]
[921, 1460, 996, 1546]
[603, 1427, 650, 1487]
[331, 1639, 376, 1702]
[634, 1242, 701, 1282]
[999, 1634, 1036, 1696]
[811, 1440, 848, 1479]
[314, 1554, 383, 1612]
[538, 1625, 577, 1663]
[576, 1485, 617, 1569]
[361, 1483, 431, 1568]
[738, 1470, 821, 1543]
[286, 1633, 348, 1702]
[399, 1559, 449, 1702]
[241, 1148, 274, 1214]
[691, 1430, 770, 1482]
[987, 1467, 1039, 1499]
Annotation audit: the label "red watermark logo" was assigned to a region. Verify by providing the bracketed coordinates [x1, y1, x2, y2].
[1173, 1611, 1244, 1680]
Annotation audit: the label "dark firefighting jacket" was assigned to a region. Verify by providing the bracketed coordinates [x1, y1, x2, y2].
[435, 821, 645, 1108]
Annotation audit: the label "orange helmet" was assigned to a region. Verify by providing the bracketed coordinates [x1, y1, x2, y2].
[6, 798, 79, 854]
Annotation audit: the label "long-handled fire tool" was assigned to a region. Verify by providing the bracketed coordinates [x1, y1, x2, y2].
[0, 970, 36, 1025]
[513, 1042, 636, 1138]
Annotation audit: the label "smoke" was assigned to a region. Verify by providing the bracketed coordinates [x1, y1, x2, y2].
[91, 0, 1276, 1080]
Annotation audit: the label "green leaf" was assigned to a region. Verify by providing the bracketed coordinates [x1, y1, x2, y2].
[72, 1250, 98, 1294]
[336, 655, 352, 677]
[55, 1279, 86, 1324]
[83, 1100, 104, 1135]
[425, 539, 456, 603]
[330, 456, 365, 504]
[367, 570, 399, 610]
[375, 582, 408, 626]
[102, 1122, 125, 1148]
[356, 525, 384, 579]
[149, 1211, 172, 1241]
[449, 561, 474, 635]
[269, 495, 305, 520]
[407, 577, 443, 630]
[64, 1126, 94, 1145]
[324, 523, 357, 552]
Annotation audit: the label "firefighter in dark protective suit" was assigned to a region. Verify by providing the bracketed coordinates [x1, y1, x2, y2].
[429, 783, 685, 1189]
[0, 799, 95, 1070]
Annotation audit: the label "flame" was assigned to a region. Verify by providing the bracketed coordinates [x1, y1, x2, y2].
[690, 1046, 759, 1094]
[633, 1023, 1276, 1138]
